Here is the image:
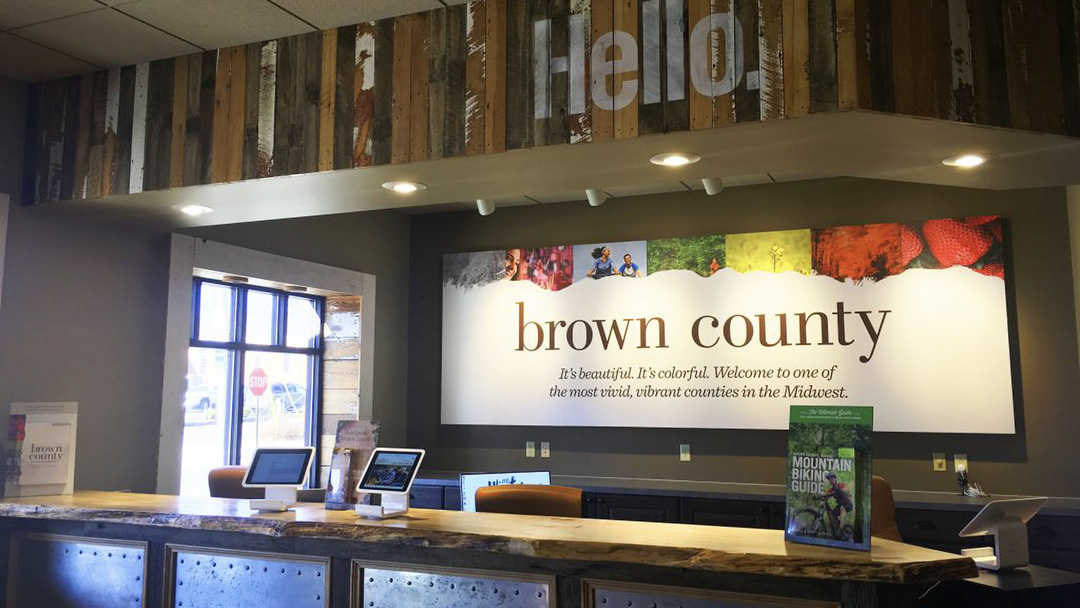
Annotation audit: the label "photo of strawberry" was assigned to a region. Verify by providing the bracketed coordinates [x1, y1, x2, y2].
[975, 263, 1005, 279]
[922, 218, 993, 268]
[900, 224, 924, 267]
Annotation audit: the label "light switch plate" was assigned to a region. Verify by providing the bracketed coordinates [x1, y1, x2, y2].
[540, 442, 550, 458]
[954, 453, 968, 473]
[680, 444, 691, 462]
[526, 441, 536, 458]
[933, 452, 946, 472]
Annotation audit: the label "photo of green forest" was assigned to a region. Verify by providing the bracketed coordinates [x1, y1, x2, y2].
[646, 235, 726, 277]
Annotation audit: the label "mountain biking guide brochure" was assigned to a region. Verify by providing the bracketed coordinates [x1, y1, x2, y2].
[785, 405, 873, 551]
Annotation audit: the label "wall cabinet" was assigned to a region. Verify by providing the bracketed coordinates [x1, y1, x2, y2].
[586, 493, 680, 523]
[680, 498, 779, 529]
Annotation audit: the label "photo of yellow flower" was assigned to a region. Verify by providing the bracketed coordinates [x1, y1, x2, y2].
[725, 229, 812, 274]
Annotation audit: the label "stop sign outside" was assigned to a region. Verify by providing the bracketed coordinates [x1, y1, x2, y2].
[248, 368, 268, 397]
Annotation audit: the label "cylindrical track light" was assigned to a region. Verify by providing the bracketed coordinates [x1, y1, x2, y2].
[476, 199, 496, 216]
[702, 178, 725, 196]
[586, 188, 610, 207]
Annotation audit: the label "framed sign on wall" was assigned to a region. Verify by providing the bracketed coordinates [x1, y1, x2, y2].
[441, 215, 1014, 433]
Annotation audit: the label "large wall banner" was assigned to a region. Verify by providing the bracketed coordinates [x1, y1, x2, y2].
[441, 216, 1015, 433]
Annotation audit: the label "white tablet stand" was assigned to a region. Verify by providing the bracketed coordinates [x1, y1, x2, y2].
[242, 447, 316, 513]
[354, 448, 425, 520]
[251, 487, 301, 512]
[959, 497, 1047, 570]
[356, 492, 411, 519]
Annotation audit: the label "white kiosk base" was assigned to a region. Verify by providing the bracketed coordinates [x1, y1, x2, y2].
[962, 520, 1030, 571]
[250, 487, 299, 512]
[356, 493, 410, 519]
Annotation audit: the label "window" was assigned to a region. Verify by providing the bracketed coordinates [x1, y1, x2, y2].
[180, 278, 324, 496]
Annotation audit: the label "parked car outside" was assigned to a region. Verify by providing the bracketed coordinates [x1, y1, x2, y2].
[184, 377, 219, 425]
[242, 382, 307, 419]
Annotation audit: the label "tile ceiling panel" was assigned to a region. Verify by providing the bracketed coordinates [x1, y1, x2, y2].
[116, 0, 314, 50]
[15, 8, 199, 68]
[269, 0, 443, 30]
[0, 32, 98, 82]
[0, 0, 104, 30]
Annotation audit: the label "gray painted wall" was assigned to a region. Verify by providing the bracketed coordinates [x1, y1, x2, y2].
[0, 207, 171, 491]
[0, 76, 27, 201]
[407, 179, 1080, 498]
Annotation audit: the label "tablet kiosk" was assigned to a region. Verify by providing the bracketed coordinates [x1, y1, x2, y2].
[354, 448, 425, 519]
[959, 497, 1048, 570]
[242, 447, 316, 512]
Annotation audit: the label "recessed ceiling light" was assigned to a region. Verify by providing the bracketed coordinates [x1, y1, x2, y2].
[382, 181, 427, 193]
[650, 152, 701, 167]
[942, 154, 988, 168]
[175, 204, 213, 216]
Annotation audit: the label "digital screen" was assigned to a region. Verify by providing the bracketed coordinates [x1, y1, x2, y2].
[244, 449, 313, 486]
[459, 471, 551, 512]
[358, 450, 422, 492]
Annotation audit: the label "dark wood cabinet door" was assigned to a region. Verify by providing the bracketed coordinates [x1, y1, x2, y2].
[408, 485, 444, 509]
[590, 493, 680, 523]
[443, 486, 462, 511]
[681, 498, 778, 529]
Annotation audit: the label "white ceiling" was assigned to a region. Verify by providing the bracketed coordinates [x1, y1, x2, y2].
[0, 0, 468, 83]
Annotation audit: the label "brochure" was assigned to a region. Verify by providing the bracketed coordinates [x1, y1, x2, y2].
[324, 419, 379, 509]
[5, 402, 78, 497]
[784, 405, 873, 550]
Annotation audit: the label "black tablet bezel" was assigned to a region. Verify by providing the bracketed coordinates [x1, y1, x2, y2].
[242, 447, 315, 487]
[356, 448, 425, 493]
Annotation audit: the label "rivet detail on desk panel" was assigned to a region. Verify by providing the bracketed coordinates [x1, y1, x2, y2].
[362, 567, 549, 608]
[585, 580, 839, 608]
[9, 533, 147, 608]
[168, 546, 328, 608]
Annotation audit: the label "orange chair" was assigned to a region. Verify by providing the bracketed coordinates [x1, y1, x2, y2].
[475, 484, 583, 518]
[207, 466, 264, 499]
[870, 475, 902, 542]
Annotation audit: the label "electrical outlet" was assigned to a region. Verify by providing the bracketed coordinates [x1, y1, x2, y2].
[680, 444, 691, 462]
[525, 441, 536, 458]
[933, 452, 946, 472]
[540, 442, 551, 458]
[954, 453, 968, 473]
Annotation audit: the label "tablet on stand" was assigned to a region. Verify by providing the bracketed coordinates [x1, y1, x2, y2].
[355, 448, 425, 519]
[241, 447, 316, 512]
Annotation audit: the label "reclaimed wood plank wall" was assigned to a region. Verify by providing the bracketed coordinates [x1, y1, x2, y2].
[21, 0, 1080, 205]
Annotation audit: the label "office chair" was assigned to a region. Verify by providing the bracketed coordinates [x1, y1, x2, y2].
[475, 484, 583, 518]
[870, 475, 903, 542]
[207, 466, 264, 499]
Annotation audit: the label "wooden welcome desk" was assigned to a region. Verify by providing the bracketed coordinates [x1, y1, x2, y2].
[0, 492, 975, 608]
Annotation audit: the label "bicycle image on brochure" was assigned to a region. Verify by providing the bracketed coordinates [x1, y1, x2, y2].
[784, 406, 873, 551]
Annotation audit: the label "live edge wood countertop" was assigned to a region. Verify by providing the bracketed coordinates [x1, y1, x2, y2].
[0, 491, 977, 586]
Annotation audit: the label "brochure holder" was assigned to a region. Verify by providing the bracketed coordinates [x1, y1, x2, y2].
[959, 497, 1047, 570]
